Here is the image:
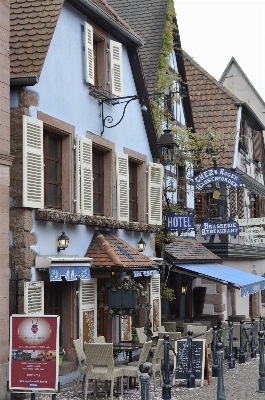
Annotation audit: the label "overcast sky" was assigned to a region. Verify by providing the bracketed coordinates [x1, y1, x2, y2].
[174, 0, 265, 100]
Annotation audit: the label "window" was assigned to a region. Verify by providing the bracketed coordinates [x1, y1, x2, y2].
[177, 165, 186, 207]
[93, 148, 104, 215]
[84, 21, 124, 97]
[44, 131, 62, 208]
[22, 113, 74, 212]
[129, 161, 138, 221]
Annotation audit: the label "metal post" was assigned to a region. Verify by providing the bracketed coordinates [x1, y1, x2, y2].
[239, 320, 245, 364]
[187, 330, 195, 389]
[228, 322, 235, 369]
[162, 334, 171, 400]
[251, 318, 257, 358]
[260, 317, 264, 332]
[212, 325, 218, 377]
[139, 363, 150, 400]
[217, 342, 226, 400]
[258, 331, 265, 392]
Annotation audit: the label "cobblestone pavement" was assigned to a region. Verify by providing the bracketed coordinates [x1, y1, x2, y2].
[34, 355, 265, 400]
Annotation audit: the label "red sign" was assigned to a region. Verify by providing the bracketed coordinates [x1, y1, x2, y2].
[9, 315, 60, 391]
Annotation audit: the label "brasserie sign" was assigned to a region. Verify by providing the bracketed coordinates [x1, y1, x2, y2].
[201, 221, 239, 237]
[194, 167, 240, 191]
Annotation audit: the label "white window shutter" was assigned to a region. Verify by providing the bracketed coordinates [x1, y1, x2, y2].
[84, 21, 94, 84]
[76, 135, 93, 216]
[79, 278, 97, 341]
[150, 274, 161, 335]
[109, 40, 124, 97]
[148, 162, 163, 225]
[24, 281, 44, 315]
[116, 152, 129, 221]
[22, 115, 44, 208]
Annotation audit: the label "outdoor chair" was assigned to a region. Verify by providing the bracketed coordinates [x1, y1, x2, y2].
[136, 327, 147, 343]
[146, 339, 163, 389]
[158, 332, 181, 361]
[73, 337, 87, 394]
[92, 336, 106, 343]
[186, 324, 207, 337]
[163, 321, 176, 332]
[123, 340, 152, 394]
[158, 326, 166, 333]
[182, 322, 202, 335]
[84, 343, 123, 400]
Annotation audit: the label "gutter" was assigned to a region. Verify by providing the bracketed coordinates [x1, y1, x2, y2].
[67, 0, 143, 47]
[10, 76, 39, 87]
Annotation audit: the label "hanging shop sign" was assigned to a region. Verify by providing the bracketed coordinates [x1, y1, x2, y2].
[194, 167, 240, 191]
[200, 221, 239, 237]
[236, 217, 265, 227]
[9, 315, 60, 392]
[165, 214, 194, 230]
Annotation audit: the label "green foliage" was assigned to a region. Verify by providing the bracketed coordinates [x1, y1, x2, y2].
[160, 282, 176, 301]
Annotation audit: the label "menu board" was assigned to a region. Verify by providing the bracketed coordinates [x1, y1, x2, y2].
[9, 315, 60, 391]
[173, 338, 206, 387]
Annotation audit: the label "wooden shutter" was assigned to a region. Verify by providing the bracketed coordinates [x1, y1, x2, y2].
[109, 40, 124, 97]
[23, 115, 44, 208]
[116, 152, 129, 221]
[24, 281, 44, 315]
[79, 278, 97, 342]
[238, 187, 244, 219]
[194, 192, 204, 219]
[84, 21, 94, 84]
[76, 135, 93, 215]
[148, 162, 163, 225]
[150, 274, 161, 335]
[253, 130, 262, 162]
[120, 316, 131, 341]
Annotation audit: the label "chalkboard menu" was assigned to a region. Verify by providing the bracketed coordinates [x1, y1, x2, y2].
[173, 338, 206, 387]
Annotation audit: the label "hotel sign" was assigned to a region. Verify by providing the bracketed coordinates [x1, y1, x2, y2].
[165, 214, 194, 230]
[194, 167, 240, 191]
[200, 221, 239, 237]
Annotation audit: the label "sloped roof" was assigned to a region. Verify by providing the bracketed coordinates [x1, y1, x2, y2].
[86, 231, 157, 269]
[107, 0, 168, 94]
[164, 238, 220, 263]
[220, 57, 265, 108]
[183, 52, 240, 169]
[10, 0, 143, 78]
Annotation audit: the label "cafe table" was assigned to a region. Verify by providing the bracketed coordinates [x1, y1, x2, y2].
[113, 342, 143, 363]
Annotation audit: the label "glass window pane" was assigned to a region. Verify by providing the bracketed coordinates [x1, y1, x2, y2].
[93, 152, 101, 172]
[93, 173, 101, 192]
[93, 194, 101, 214]
[48, 160, 58, 182]
[47, 184, 58, 207]
[48, 136, 58, 159]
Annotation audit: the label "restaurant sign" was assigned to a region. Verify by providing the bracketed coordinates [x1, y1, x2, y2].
[201, 221, 239, 237]
[194, 167, 240, 191]
[165, 214, 194, 230]
[9, 315, 59, 391]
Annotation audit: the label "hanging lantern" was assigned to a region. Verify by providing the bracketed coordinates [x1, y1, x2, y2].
[156, 129, 179, 165]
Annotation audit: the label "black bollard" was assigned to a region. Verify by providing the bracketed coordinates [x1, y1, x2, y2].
[162, 334, 171, 400]
[239, 320, 245, 364]
[217, 342, 226, 400]
[258, 331, 265, 392]
[187, 330, 195, 389]
[228, 322, 235, 369]
[251, 318, 257, 358]
[260, 317, 264, 332]
[212, 325, 218, 377]
[139, 363, 150, 400]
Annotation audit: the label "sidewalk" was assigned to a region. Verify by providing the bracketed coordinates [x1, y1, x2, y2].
[37, 356, 264, 400]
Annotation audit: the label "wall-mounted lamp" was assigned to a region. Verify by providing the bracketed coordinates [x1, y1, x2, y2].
[137, 238, 146, 252]
[181, 280, 188, 295]
[57, 231, 69, 253]
[211, 154, 218, 176]
[157, 128, 179, 165]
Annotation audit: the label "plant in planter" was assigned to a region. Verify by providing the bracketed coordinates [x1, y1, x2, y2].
[131, 326, 138, 342]
[59, 347, 65, 366]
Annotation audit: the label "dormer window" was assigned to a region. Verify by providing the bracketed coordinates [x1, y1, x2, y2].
[84, 21, 124, 98]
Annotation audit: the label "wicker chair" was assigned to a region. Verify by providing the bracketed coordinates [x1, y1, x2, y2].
[186, 325, 207, 337]
[123, 341, 152, 394]
[158, 332, 181, 361]
[92, 336, 106, 343]
[136, 327, 147, 343]
[73, 337, 87, 394]
[146, 339, 163, 389]
[84, 343, 123, 400]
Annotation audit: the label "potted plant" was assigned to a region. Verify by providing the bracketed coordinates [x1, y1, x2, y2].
[131, 326, 138, 342]
[59, 347, 65, 366]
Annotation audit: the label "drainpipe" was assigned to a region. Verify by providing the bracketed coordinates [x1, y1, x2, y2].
[232, 105, 242, 170]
